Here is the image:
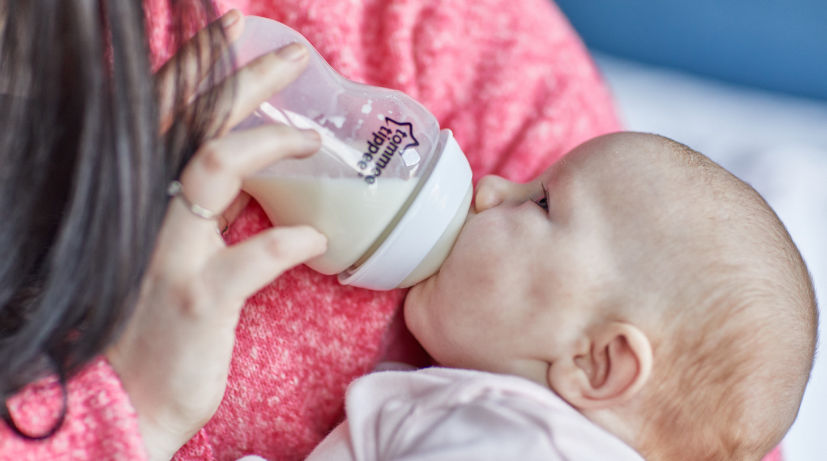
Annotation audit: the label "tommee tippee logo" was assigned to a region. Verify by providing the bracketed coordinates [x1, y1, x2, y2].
[358, 117, 419, 184]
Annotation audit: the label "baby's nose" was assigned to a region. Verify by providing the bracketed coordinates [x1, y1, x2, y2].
[474, 175, 521, 212]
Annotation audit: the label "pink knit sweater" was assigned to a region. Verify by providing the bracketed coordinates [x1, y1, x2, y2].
[3, 1, 778, 461]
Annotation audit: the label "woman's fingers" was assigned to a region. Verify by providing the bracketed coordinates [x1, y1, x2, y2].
[160, 124, 320, 257]
[204, 226, 327, 306]
[156, 9, 244, 133]
[199, 42, 311, 136]
[176, 124, 320, 228]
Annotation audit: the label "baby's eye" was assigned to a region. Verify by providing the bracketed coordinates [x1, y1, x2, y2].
[532, 184, 549, 212]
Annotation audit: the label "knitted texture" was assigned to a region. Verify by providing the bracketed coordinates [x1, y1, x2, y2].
[0, 358, 147, 460]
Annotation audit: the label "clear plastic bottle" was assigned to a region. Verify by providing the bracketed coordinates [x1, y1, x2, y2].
[233, 16, 473, 290]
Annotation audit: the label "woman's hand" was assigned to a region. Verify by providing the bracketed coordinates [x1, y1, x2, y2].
[106, 11, 326, 461]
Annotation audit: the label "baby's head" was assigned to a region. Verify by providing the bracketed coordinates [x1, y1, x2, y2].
[404, 132, 818, 460]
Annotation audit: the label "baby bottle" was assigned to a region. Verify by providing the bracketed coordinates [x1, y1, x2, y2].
[233, 16, 473, 290]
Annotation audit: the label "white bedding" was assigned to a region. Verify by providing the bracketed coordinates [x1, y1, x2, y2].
[595, 54, 827, 461]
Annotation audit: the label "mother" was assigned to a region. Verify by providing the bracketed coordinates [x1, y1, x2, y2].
[0, 0, 618, 459]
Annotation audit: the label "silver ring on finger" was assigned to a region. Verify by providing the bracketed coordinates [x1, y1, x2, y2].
[167, 180, 220, 220]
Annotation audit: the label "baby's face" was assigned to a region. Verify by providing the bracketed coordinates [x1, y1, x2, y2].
[404, 133, 668, 377]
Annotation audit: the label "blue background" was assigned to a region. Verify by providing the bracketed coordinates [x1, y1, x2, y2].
[554, 0, 827, 100]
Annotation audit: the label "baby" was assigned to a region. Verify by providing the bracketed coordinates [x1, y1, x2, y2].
[302, 132, 818, 461]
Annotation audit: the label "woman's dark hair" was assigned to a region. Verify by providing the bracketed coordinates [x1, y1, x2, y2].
[0, 1, 231, 437]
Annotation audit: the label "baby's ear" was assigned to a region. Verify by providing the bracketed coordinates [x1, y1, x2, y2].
[547, 322, 652, 410]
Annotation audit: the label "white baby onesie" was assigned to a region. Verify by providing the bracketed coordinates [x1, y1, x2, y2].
[304, 367, 646, 461]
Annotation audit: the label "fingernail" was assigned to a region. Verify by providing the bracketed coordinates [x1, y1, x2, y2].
[221, 9, 240, 28]
[278, 42, 307, 62]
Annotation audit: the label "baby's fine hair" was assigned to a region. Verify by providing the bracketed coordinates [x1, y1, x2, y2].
[629, 136, 818, 461]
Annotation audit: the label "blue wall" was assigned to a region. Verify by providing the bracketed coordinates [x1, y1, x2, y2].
[554, 1, 827, 100]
